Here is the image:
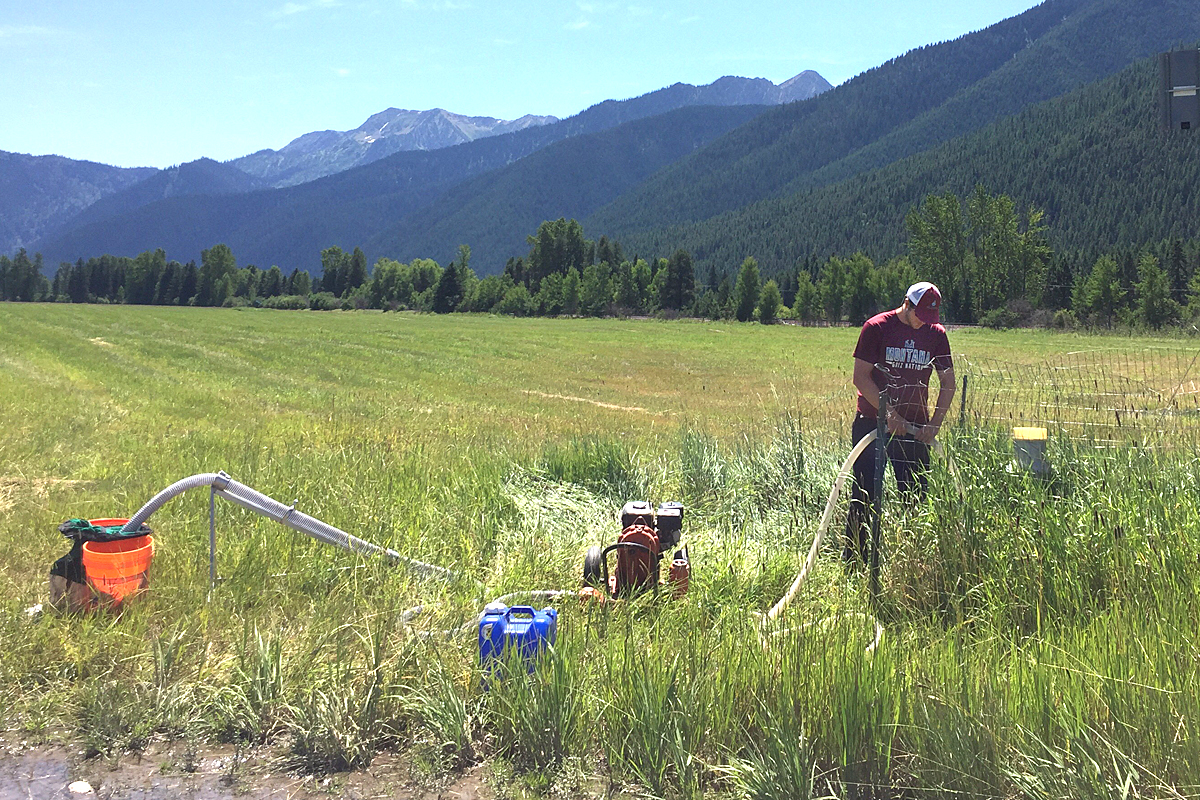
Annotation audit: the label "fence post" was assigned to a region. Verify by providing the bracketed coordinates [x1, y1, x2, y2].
[209, 485, 217, 593]
[869, 388, 888, 601]
[959, 372, 969, 428]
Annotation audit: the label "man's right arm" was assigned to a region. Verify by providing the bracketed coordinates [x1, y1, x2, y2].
[854, 358, 907, 435]
[853, 358, 881, 410]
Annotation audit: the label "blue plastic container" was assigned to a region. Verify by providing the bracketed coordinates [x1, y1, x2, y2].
[478, 603, 557, 675]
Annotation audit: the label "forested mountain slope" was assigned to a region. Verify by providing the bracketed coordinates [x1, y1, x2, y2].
[31, 73, 827, 270]
[0, 152, 154, 254]
[366, 105, 768, 272]
[53, 158, 268, 234]
[588, 0, 1200, 240]
[615, 54, 1200, 274]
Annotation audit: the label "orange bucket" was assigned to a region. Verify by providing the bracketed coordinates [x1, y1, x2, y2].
[81, 519, 154, 602]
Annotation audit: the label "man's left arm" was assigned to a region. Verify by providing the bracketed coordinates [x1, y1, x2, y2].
[917, 364, 956, 445]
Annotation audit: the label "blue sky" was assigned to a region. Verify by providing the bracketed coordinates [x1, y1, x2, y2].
[4, 0, 1042, 169]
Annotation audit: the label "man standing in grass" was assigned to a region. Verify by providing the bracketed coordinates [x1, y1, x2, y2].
[844, 282, 955, 562]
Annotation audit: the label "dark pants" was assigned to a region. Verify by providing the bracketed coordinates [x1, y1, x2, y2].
[844, 413, 930, 560]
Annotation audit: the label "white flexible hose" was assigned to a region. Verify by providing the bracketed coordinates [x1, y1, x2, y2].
[123, 473, 225, 530]
[120, 471, 454, 581]
[767, 429, 878, 620]
[760, 425, 965, 656]
[766, 429, 963, 622]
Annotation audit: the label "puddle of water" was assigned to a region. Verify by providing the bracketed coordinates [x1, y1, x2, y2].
[0, 743, 489, 800]
[0, 747, 70, 799]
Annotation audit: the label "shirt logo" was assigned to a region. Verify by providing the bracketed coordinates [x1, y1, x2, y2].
[885, 340, 932, 370]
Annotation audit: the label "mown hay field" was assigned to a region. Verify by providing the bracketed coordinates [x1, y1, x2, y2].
[2, 304, 1199, 798]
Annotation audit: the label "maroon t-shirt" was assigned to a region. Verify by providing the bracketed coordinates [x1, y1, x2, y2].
[853, 309, 952, 425]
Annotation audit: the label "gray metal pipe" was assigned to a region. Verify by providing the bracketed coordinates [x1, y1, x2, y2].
[121, 471, 454, 582]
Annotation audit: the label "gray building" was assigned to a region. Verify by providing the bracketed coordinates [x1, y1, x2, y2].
[1161, 49, 1199, 131]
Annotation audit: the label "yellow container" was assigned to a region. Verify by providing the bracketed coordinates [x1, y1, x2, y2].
[1012, 427, 1050, 476]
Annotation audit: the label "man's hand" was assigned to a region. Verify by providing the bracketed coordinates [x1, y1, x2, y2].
[884, 405, 908, 436]
[915, 422, 940, 445]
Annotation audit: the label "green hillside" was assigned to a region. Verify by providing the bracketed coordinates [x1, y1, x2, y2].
[0, 152, 154, 254]
[611, 53, 1200, 275]
[365, 105, 767, 272]
[588, 0, 1200, 242]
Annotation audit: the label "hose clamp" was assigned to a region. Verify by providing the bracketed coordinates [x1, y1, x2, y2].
[213, 471, 231, 492]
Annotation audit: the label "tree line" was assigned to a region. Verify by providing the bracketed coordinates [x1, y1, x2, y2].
[4, 188, 1200, 331]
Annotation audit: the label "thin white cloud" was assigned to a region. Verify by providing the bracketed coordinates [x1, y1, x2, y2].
[268, 0, 340, 20]
[577, 1, 596, 12]
[393, 0, 470, 8]
[334, 67, 351, 77]
[680, 14, 700, 24]
[565, 18, 590, 30]
[0, 24, 69, 40]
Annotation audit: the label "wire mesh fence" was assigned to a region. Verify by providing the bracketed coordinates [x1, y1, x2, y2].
[958, 347, 1200, 448]
[791, 347, 1200, 451]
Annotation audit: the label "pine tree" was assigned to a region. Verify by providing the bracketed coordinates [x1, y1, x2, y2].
[664, 249, 695, 311]
[346, 247, 368, 293]
[1073, 255, 1124, 325]
[68, 258, 89, 303]
[432, 258, 463, 313]
[793, 272, 817, 322]
[8, 249, 38, 302]
[734, 257, 761, 322]
[1187, 271, 1200, 321]
[716, 275, 733, 319]
[1135, 253, 1178, 329]
[1168, 239, 1188, 305]
[181, 261, 200, 303]
[260, 266, 284, 298]
[758, 280, 781, 324]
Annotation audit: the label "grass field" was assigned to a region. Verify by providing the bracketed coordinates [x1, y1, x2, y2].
[2, 304, 1199, 798]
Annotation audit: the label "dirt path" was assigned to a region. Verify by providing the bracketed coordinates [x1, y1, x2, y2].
[521, 389, 660, 415]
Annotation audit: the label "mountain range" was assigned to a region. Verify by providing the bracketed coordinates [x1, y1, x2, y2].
[19, 71, 831, 268]
[10, 0, 1200, 280]
[231, 108, 560, 188]
[229, 72, 830, 190]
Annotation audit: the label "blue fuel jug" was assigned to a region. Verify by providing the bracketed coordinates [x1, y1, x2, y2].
[478, 603, 557, 675]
